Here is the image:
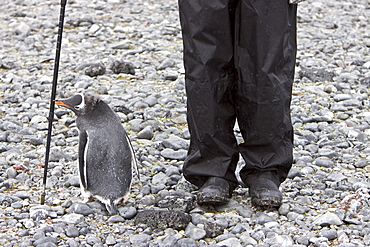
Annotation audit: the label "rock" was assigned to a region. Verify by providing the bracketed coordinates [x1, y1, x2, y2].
[57, 213, 85, 224]
[320, 228, 338, 240]
[65, 226, 80, 238]
[313, 212, 343, 226]
[354, 159, 368, 168]
[86, 234, 102, 245]
[134, 210, 191, 230]
[29, 206, 51, 221]
[157, 58, 175, 70]
[251, 212, 276, 225]
[105, 235, 117, 245]
[240, 233, 258, 246]
[110, 60, 135, 75]
[14, 22, 31, 36]
[161, 148, 187, 160]
[174, 238, 198, 247]
[162, 135, 189, 150]
[155, 194, 195, 212]
[130, 234, 152, 245]
[67, 202, 94, 216]
[6, 167, 17, 179]
[203, 221, 225, 238]
[84, 62, 106, 77]
[137, 126, 154, 139]
[314, 157, 335, 168]
[217, 237, 241, 247]
[107, 215, 125, 223]
[118, 206, 137, 219]
[33, 237, 58, 246]
[185, 223, 206, 241]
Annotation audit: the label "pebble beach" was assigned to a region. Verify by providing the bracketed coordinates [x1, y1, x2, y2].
[1, 0, 370, 246]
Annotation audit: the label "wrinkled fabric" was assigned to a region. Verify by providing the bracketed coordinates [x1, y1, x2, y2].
[179, 0, 297, 188]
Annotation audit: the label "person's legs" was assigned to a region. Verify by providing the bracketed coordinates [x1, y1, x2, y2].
[178, 0, 239, 199]
[233, 0, 297, 206]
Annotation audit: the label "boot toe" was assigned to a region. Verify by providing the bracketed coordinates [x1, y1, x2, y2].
[197, 177, 233, 206]
[247, 173, 283, 207]
[250, 188, 282, 207]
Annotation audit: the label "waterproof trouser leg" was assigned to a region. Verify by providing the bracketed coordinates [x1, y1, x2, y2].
[179, 0, 297, 188]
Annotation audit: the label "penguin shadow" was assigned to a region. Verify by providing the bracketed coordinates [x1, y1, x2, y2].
[55, 93, 140, 215]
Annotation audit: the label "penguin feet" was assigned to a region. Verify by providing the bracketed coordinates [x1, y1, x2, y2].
[82, 196, 95, 203]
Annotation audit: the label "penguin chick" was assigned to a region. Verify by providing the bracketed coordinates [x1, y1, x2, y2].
[55, 93, 138, 215]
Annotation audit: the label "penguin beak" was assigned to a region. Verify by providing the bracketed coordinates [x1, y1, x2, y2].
[55, 100, 72, 108]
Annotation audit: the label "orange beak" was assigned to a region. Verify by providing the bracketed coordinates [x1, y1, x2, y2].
[55, 101, 71, 107]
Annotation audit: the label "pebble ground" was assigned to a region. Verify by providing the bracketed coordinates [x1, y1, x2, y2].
[0, 0, 370, 246]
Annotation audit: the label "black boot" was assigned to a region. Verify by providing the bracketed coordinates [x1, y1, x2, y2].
[197, 177, 235, 206]
[244, 171, 283, 207]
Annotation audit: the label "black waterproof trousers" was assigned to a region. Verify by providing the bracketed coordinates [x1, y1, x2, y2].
[179, 0, 297, 188]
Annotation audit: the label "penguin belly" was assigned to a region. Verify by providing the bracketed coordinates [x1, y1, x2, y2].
[82, 128, 132, 215]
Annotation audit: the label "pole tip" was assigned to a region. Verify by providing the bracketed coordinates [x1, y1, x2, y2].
[40, 193, 46, 205]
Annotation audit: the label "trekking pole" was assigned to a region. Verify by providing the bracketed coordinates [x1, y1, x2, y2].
[41, 0, 68, 205]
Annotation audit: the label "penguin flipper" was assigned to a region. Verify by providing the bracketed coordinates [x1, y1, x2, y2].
[125, 132, 140, 181]
[78, 130, 88, 189]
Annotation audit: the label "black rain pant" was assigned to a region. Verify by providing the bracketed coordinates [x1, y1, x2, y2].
[179, 0, 297, 188]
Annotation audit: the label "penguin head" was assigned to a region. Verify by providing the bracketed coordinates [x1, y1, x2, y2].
[55, 93, 101, 115]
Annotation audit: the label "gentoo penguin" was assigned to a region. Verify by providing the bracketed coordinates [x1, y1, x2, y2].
[55, 93, 138, 215]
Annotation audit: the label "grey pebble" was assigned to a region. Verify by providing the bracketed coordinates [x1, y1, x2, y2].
[320, 228, 338, 241]
[67, 202, 94, 216]
[314, 157, 335, 168]
[252, 212, 276, 225]
[118, 206, 137, 219]
[86, 234, 102, 245]
[162, 134, 189, 150]
[217, 237, 241, 247]
[161, 148, 187, 160]
[174, 238, 199, 247]
[130, 234, 152, 245]
[313, 213, 343, 226]
[65, 226, 80, 238]
[137, 126, 154, 139]
[33, 237, 58, 246]
[107, 215, 125, 223]
[105, 235, 117, 245]
[14, 22, 31, 36]
[6, 167, 17, 179]
[157, 58, 175, 70]
[185, 223, 206, 241]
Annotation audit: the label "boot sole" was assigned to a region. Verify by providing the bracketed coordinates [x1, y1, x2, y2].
[251, 196, 282, 208]
[197, 194, 229, 206]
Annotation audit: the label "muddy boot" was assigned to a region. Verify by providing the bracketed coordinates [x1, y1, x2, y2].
[197, 177, 235, 206]
[244, 171, 283, 207]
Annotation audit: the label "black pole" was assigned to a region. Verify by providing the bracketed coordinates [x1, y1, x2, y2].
[41, 0, 67, 205]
